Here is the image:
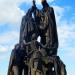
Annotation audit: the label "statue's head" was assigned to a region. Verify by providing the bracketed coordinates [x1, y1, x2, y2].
[41, 0, 46, 3]
[41, 0, 49, 7]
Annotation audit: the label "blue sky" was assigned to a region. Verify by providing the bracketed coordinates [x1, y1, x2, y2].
[0, 0, 75, 75]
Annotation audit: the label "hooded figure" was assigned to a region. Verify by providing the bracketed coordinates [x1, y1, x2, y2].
[33, 0, 59, 56]
[19, 8, 38, 44]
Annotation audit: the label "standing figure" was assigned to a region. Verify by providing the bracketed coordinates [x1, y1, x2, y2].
[35, 0, 59, 56]
[28, 0, 59, 75]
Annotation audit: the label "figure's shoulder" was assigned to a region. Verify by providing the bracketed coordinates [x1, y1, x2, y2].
[48, 6, 54, 11]
[47, 6, 54, 14]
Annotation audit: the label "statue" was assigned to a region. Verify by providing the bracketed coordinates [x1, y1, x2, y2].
[7, 0, 67, 75]
[33, 0, 59, 56]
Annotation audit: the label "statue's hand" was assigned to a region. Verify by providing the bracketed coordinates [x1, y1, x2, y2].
[35, 41, 41, 47]
[35, 41, 45, 49]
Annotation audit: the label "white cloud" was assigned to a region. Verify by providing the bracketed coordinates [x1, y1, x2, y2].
[0, 45, 8, 52]
[57, 21, 75, 48]
[0, 0, 25, 25]
[0, 31, 19, 44]
[67, 68, 75, 75]
[57, 22, 75, 75]
[0, 31, 19, 52]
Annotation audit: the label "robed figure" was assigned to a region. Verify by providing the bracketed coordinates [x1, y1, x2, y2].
[33, 0, 58, 56]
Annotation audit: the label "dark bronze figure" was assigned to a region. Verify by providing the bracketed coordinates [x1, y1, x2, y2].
[32, 0, 58, 56]
[7, 0, 67, 75]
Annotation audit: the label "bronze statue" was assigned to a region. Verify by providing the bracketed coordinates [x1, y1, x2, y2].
[7, 0, 67, 75]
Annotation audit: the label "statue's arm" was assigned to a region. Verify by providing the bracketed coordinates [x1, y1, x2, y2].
[50, 7, 59, 49]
